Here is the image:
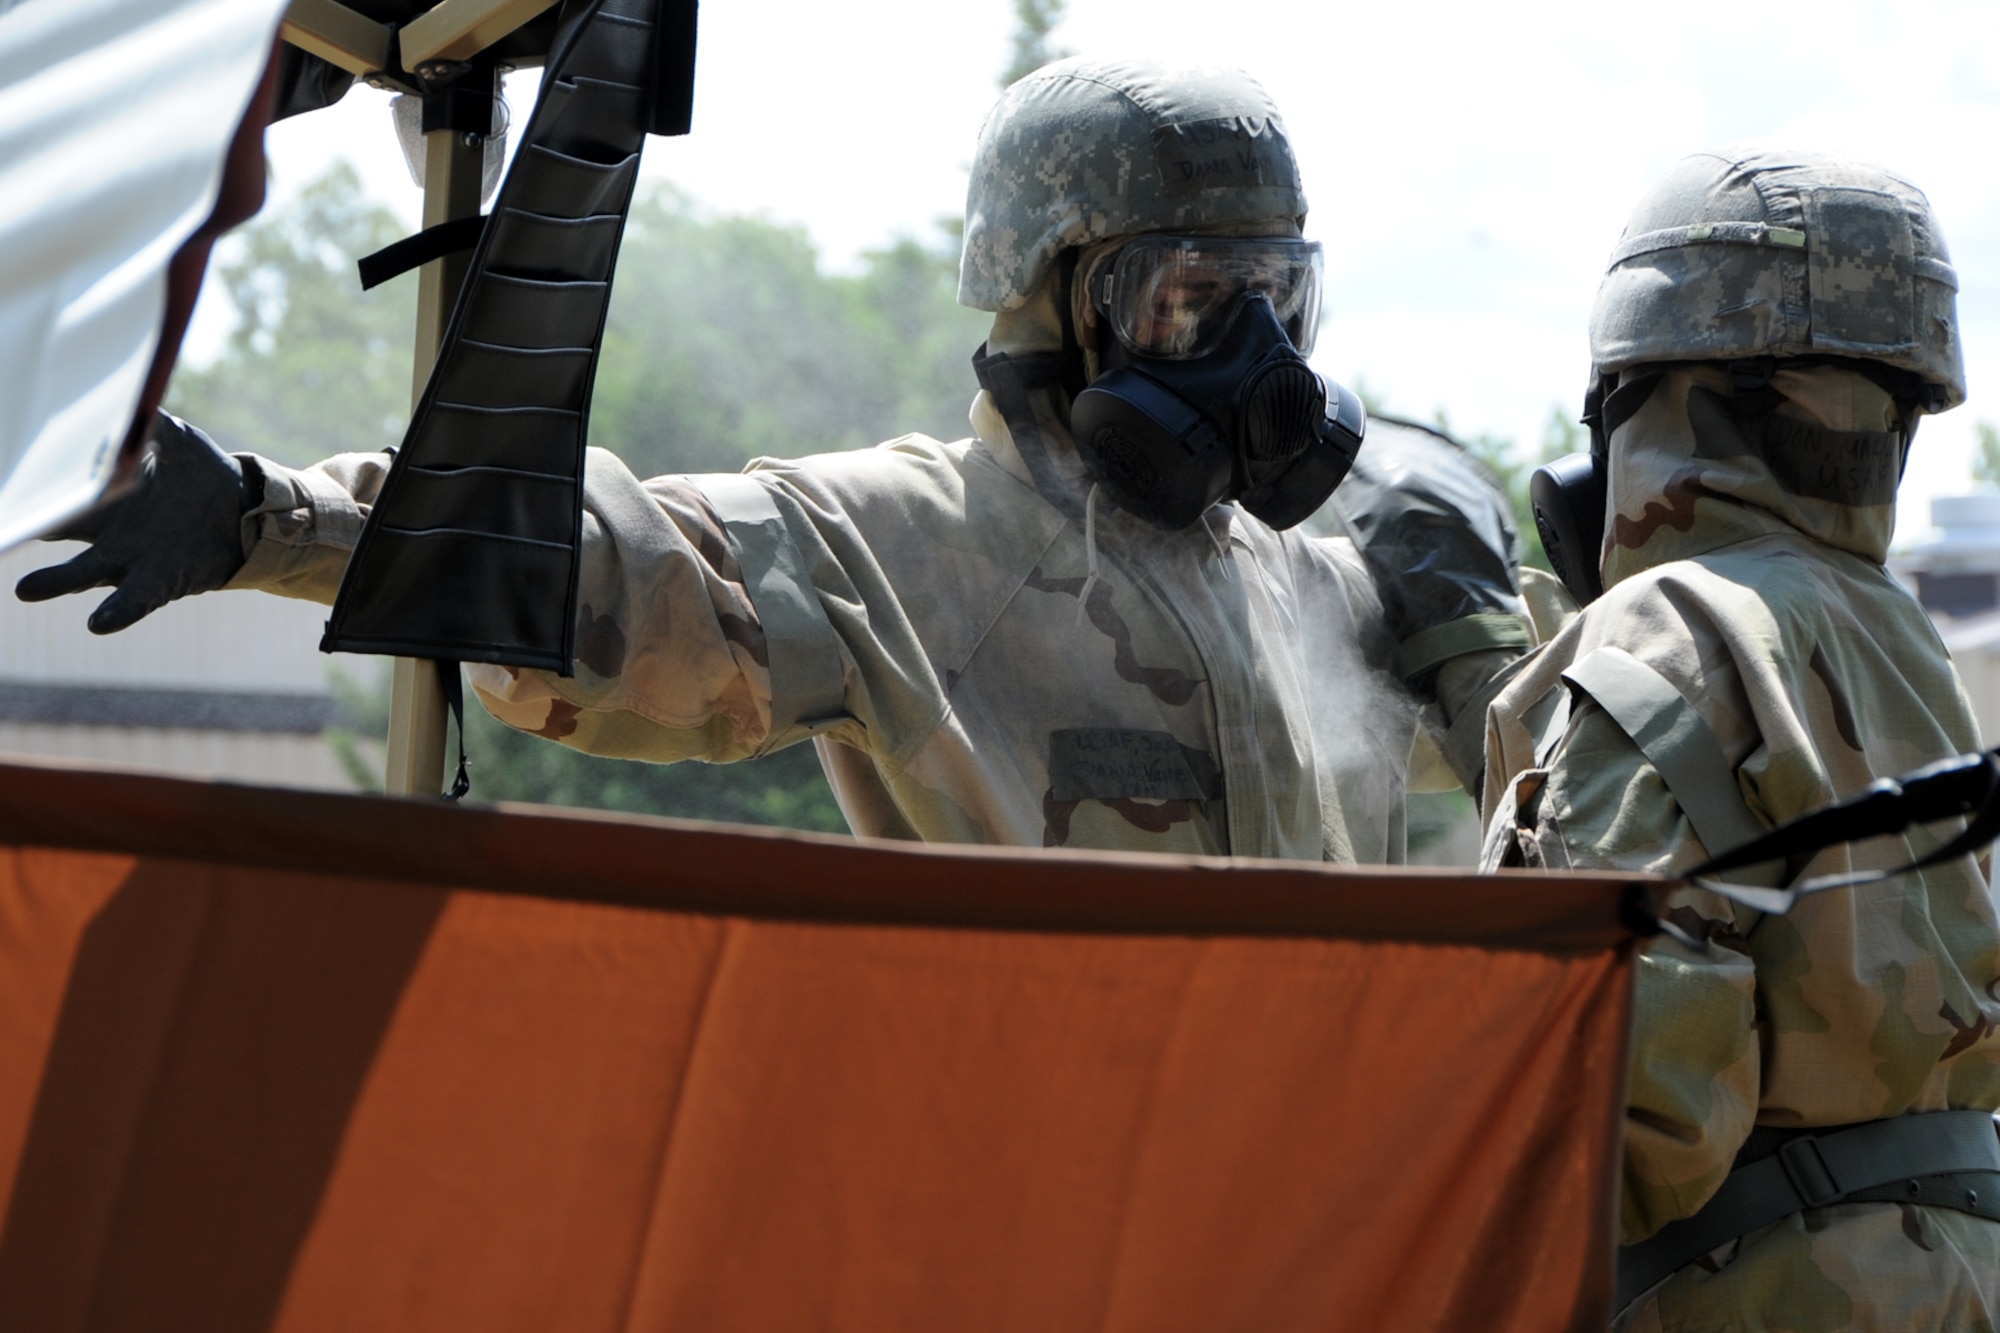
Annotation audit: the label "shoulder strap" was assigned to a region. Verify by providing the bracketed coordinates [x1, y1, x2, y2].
[1562, 646, 1779, 886]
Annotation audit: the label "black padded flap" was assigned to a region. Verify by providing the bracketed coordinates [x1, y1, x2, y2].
[417, 404, 583, 473]
[484, 211, 625, 282]
[506, 146, 639, 218]
[323, 0, 675, 675]
[391, 467, 578, 546]
[331, 528, 575, 663]
[437, 342, 595, 409]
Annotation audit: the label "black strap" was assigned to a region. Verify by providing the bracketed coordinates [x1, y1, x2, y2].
[649, 0, 698, 135]
[1599, 370, 1665, 442]
[437, 660, 471, 802]
[356, 215, 488, 291]
[1843, 1170, 2000, 1217]
[1580, 369, 1661, 462]
[1617, 1111, 2000, 1311]
[1685, 749, 2000, 913]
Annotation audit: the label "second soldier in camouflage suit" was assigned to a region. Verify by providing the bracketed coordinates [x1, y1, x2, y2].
[23, 59, 1528, 860]
[1486, 150, 2000, 1329]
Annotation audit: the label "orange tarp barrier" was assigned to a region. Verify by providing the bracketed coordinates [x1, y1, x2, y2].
[0, 758, 1645, 1331]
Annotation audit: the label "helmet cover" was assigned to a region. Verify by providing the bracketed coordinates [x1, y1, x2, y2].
[1590, 148, 1965, 409]
[959, 57, 1307, 312]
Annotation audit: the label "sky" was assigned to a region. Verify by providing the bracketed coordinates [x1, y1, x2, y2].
[245, 0, 2000, 548]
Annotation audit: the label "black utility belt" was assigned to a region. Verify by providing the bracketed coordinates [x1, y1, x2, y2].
[1616, 1109, 2000, 1312]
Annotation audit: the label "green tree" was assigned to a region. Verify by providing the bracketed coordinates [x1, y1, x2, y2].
[1437, 402, 1580, 574]
[177, 170, 992, 832]
[593, 188, 987, 477]
[1002, 0, 1068, 86]
[1975, 420, 2000, 488]
[168, 163, 415, 467]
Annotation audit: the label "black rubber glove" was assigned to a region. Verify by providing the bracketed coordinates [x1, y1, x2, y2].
[1329, 418, 1530, 689]
[15, 411, 258, 634]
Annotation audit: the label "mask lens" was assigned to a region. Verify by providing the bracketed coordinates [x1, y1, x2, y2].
[1101, 236, 1323, 360]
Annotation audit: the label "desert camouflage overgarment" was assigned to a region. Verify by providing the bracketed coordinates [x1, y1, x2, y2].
[1481, 363, 2000, 1331]
[228, 390, 1426, 860]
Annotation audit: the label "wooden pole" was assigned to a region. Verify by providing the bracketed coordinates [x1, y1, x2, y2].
[383, 84, 488, 797]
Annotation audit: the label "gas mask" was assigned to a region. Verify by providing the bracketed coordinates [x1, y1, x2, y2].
[1068, 235, 1366, 531]
[1528, 373, 1625, 607]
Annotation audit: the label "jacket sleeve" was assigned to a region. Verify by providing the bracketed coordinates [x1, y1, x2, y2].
[1507, 700, 1762, 1246]
[223, 446, 836, 765]
[225, 450, 389, 603]
[1325, 421, 1532, 687]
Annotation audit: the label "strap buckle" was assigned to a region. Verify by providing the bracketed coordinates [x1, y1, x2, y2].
[1777, 1135, 1843, 1208]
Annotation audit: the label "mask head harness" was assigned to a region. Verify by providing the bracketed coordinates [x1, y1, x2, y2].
[1064, 234, 1365, 531]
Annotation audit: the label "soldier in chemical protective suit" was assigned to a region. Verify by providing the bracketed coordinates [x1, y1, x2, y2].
[19, 58, 1529, 860]
[1489, 149, 2000, 1329]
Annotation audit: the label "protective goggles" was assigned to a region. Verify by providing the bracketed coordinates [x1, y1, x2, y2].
[1092, 235, 1324, 360]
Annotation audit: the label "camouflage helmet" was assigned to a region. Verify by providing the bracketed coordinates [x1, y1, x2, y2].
[1590, 148, 1965, 409]
[958, 57, 1308, 313]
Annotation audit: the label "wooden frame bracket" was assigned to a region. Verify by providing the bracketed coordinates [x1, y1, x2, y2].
[278, 0, 394, 77]
[400, 0, 563, 67]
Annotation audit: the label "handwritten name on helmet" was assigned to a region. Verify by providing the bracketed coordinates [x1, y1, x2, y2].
[1153, 116, 1297, 197]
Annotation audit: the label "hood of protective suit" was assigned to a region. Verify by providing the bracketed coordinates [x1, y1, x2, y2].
[1601, 362, 1905, 591]
[973, 258, 1093, 498]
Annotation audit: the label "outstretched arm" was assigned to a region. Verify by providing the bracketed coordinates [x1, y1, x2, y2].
[17, 428, 803, 765]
